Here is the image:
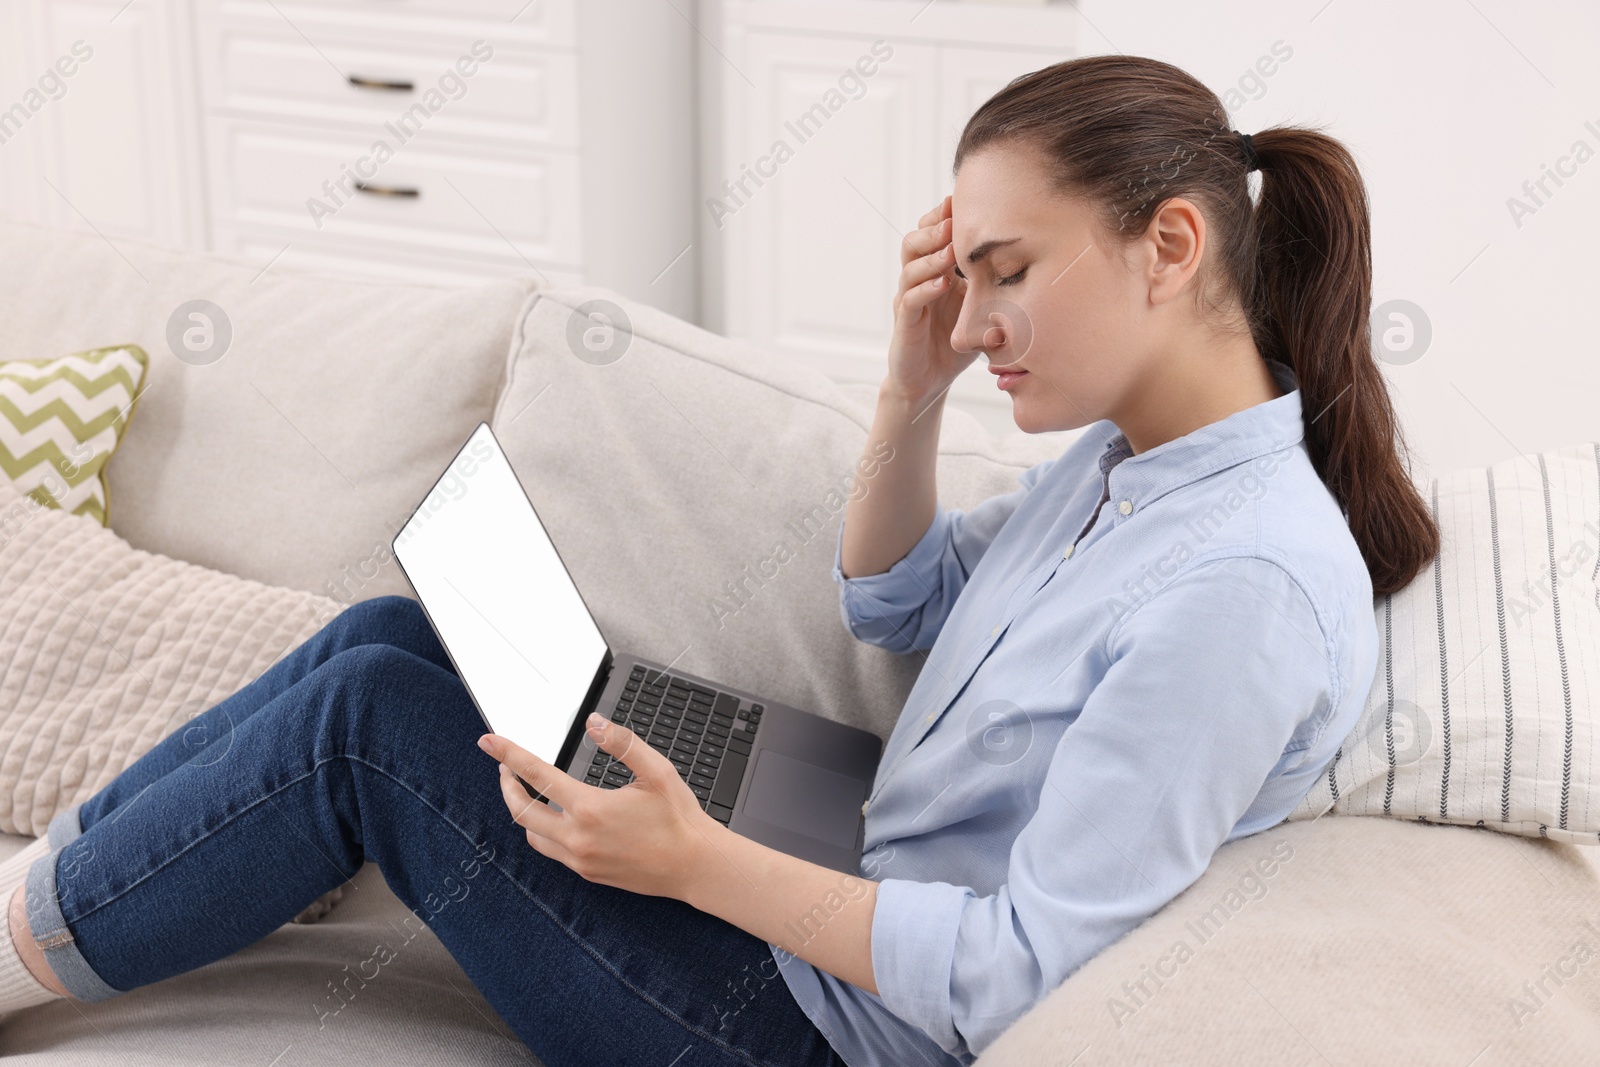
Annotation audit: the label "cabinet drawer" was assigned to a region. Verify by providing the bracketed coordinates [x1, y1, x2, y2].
[202, 0, 576, 51]
[202, 29, 580, 148]
[206, 120, 583, 264]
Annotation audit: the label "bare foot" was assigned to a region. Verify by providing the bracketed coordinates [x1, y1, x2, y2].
[8, 884, 69, 999]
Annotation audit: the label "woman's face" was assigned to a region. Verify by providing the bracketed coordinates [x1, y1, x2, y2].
[949, 142, 1185, 435]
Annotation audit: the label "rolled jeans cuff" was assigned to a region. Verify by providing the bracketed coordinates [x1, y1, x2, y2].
[25, 801, 121, 1002]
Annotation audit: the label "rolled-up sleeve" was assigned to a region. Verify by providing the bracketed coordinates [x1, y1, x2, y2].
[868, 555, 1335, 1058]
[832, 458, 1058, 653]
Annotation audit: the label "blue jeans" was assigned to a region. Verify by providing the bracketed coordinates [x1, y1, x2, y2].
[21, 596, 847, 1067]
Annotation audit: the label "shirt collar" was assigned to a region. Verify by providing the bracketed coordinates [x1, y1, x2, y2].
[1098, 359, 1305, 511]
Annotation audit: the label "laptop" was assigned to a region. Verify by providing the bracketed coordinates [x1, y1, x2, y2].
[391, 422, 883, 873]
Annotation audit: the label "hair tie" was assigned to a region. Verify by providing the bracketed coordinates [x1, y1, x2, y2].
[1236, 130, 1259, 173]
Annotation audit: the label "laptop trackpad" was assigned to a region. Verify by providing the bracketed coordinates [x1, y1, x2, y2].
[742, 749, 868, 849]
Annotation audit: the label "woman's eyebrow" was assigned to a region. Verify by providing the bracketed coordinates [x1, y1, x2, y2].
[965, 237, 1023, 264]
[952, 236, 1022, 280]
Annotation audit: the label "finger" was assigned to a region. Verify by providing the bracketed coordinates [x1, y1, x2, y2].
[585, 713, 671, 782]
[904, 215, 950, 263]
[496, 761, 566, 836]
[479, 733, 577, 810]
[902, 239, 954, 293]
[901, 215, 951, 266]
[897, 270, 953, 323]
[915, 196, 948, 230]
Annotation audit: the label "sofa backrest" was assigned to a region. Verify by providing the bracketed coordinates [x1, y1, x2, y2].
[0, 217, 1070, 738]
[0, 217, 537, 602]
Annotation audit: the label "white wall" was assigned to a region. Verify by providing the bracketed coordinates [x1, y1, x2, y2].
[575, 0, 698, 321]
[5, 0, 1593, 478]
[1074, 0, 1600, 477]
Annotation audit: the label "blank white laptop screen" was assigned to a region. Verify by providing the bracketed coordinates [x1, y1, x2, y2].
[392, 423, 608, 764]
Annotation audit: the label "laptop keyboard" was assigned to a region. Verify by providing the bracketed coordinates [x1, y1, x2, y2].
[583, 665, 763, 826]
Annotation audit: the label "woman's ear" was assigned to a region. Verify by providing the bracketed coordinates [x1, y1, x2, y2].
[1143, 196, 1207, 307]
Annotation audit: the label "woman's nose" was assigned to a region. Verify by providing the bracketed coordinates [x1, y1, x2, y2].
[954, 299, 1031, 369]
[949, 314, 981, 357]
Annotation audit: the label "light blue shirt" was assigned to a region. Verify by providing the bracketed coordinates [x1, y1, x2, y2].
[769, 361, 1378, 1065]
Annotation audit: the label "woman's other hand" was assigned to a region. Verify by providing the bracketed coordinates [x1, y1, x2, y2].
[886, 194, 977, 406]
[478, 716, 716, 899]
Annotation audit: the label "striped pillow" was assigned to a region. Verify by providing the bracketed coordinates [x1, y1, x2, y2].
[0, 345, 148, 526]
[1291, 443, 1600, 842]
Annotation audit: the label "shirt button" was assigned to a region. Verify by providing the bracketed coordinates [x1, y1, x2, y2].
[1118, 499, 1133, 515]
[990, 622, 1001, 636]
[861, 800, 868, 816]
[1063, 544, 1076, 559]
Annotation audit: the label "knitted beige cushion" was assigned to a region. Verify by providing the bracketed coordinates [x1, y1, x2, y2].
[0, 479, 341, 837]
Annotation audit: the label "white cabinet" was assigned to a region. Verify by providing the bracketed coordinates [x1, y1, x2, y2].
[0, 0, 205, 249]
[188, 0, 695, 312]
[0, 0, 697, 317]
[705, 0, 1079, 425]
[193, 0, 589, 291]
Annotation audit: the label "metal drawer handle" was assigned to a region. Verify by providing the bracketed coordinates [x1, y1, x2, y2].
[347, 75, 414, 92]
[353, 182, 420, 199]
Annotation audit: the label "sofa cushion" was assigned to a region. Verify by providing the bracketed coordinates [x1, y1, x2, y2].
[0, 345, 148, 525]
[486, 286, 1073, 741]
[974, 814, 1600, 1065]
[0, 835, 537, 1066]
[0, 217, 541, 601]
[1292, 443, 1600, 843]
[0, 477, 340, 837]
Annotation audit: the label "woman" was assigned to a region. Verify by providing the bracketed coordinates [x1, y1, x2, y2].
[0, 55, 1436, 1066]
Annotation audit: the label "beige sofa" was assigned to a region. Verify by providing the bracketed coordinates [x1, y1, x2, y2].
[0, 217, 1597, 1065]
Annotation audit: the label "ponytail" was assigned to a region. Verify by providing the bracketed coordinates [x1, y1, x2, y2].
[954, 54, 1438, 596]
[1243, 129, 1438, 596]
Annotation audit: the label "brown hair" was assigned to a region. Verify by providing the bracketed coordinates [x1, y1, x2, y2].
[953, 54, 1438, 597]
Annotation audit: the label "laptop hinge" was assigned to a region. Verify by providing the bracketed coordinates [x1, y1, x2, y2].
[554, 648, 613, 773]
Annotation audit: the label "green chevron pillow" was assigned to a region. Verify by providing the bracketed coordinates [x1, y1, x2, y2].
[0, 345, 149, 526]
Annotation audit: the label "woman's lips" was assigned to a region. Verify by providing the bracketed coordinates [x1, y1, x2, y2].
[992, 368, 1028, 391]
